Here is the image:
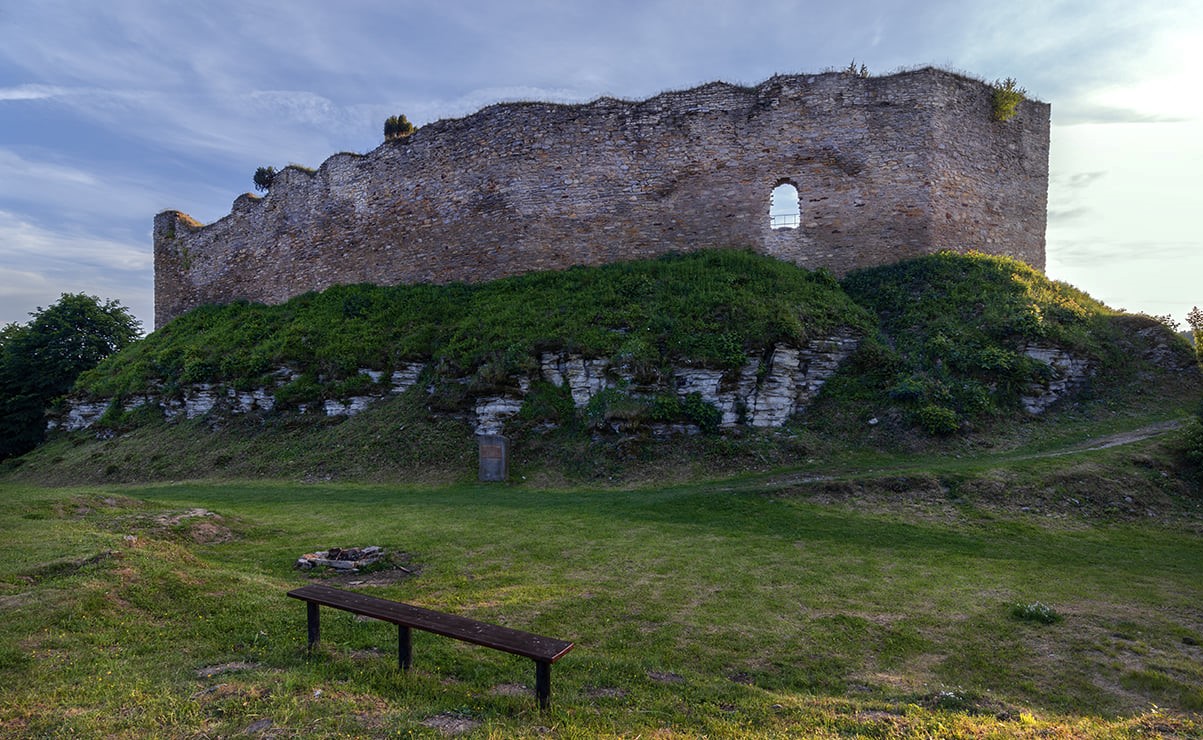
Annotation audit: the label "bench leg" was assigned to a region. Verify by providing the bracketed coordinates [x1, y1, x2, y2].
[398, 625, 412, 671]
[535, 660, 551, 711]
[306, 602, 320, 651]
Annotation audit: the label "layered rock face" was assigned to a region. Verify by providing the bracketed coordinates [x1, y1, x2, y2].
[52, 336, 1118, 438]
[52, 333, 865, 436]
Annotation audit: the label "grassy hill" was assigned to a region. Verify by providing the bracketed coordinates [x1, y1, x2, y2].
[4, 249, 1199, 485]
[76, 249, 873, 398]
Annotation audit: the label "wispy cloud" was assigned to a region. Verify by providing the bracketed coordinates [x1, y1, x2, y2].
[0, 148, 165, 224]
[0, 211, 152, 327]
[1048, 238, 1203, 264]
[0, 210, 150, 272]
[1054, 105, 1191, 126]
[0, 84, 72, 101]
[1045, 170, 1107, 224]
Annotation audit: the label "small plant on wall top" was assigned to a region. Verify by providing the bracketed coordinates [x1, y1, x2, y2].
[384, 114, 415, 141]
[253, 166, 276, 192]
[991, 77, 1027, 121]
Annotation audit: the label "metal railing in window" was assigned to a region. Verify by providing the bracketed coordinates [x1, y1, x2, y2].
[770, 213, 801, 229]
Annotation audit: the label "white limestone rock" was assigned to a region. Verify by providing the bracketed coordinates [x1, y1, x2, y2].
[390, 363, 425, 393]
[474, 396, 524, 435]
[324, 396, 373, 416]
[56, 401, 109, 432]
[184, 385, 218, 419]
[540, 353, 610, 407]
[1020, 345, 1092, 414]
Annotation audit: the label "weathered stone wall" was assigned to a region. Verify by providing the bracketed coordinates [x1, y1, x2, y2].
[154, 68, 1050, 328]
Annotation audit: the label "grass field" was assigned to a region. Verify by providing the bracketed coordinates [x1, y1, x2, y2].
[2, 438, 1201, 738]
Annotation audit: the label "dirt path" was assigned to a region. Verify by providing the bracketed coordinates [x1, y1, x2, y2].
[749, 417, 1191, 491]
[1033, 419, 1186, 457]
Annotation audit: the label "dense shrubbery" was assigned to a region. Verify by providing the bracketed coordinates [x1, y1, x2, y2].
[1182, 401, 1203, 484]
[77, 250, 872, 401]
[840, 251, 1120, 433]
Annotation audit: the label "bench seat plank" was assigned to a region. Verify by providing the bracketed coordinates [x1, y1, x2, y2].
[287, 584, 573, 663]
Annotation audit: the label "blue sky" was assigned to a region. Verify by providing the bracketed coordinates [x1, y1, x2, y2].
[1, 0, 1200, 332]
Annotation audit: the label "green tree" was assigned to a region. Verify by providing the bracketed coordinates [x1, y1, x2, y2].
[253, 166, 277, 192]
[384, 114, 415, 141]
[0, 294, 141, 460]
[1187, 306, 1203, 363]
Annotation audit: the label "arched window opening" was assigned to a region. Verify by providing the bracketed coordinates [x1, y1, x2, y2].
[769, 183, 800, 229]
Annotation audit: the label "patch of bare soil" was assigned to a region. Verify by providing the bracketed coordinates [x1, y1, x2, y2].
[150, 508, 236, 543]
[106, 507, 241, 544]
[195, 661, 259, 678]
[421, 711, 481, 736]
[489, 682, 529, 697]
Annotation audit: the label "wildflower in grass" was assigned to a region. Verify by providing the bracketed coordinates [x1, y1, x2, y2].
[1009, 601, 1062, 624]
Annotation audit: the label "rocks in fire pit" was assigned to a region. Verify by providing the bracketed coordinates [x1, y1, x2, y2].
[296, 546, 385, 572]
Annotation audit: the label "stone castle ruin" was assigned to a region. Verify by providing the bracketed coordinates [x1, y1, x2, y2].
[153, 67, 1050, 328]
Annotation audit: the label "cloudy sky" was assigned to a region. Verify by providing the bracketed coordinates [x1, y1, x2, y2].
[1, 0, 1200, 332]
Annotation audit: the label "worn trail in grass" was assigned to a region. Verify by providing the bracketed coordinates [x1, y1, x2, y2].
[1, 479, 1201, 737]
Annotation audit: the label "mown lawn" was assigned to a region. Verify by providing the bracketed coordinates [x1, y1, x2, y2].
[0, 477, 1200, 738]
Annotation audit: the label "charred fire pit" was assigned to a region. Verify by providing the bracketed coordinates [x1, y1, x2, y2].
[296, 546, 385, 572]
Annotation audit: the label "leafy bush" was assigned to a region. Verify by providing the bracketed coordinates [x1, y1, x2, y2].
[253, 166, 276, 192]
[384, 114, 415, 140]
[1181, 402, 1203, 483]
[840, 251, 1118, 434]
[649, 392, 722, 433]
[1188, 306, 1203, 364]
[913, 404, 959, 435]
[273, 375, 323, 409]
[991, 77, 1027, 122]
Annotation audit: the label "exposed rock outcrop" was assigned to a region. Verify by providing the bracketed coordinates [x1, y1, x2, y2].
[50, 333, 863, 437]
[1020, 345, 1092, 414]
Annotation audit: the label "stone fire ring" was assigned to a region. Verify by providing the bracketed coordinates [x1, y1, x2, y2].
[296, 546, 384, 572]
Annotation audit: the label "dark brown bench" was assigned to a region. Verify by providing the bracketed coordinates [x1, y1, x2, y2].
[287, 584, 574, 709]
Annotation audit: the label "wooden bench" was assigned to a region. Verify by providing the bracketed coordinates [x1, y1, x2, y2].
[287, 584, 574, 709]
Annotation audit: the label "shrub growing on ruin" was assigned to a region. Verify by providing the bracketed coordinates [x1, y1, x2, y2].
[991, 78, 1026, 121]
[841, 251, 1118, 435]
[253, 166, 276, 192]
[384, 114, 415, 141]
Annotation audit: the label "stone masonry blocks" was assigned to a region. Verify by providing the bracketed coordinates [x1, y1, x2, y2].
[153, 68, 1049, 328]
